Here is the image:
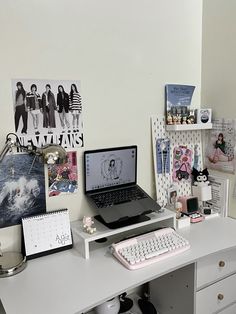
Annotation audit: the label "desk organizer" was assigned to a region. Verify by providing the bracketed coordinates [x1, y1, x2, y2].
[72, 209, 176, 259]
[151, 115, 209, 207]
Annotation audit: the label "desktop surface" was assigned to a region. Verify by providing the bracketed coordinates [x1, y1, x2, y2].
[0, 217, 236, 314]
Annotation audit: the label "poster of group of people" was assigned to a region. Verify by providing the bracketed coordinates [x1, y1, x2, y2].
[205, 118, 236, 173]
[11, 78, 83, 149]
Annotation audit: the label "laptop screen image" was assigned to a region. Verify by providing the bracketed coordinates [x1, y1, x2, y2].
[84, 145, 161, 229]
[84, 146, 137, 193]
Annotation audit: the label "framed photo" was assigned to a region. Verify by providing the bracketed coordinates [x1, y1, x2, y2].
[168, 186, 178, 207]
[206, 174, 229, 217]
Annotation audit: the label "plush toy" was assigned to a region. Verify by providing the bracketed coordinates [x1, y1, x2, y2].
[192, 167, 209, 186]
[175, 201, 183, 219]
[167, 113, 173, 125]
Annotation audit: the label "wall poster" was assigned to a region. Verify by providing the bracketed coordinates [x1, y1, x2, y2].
[205, 119, 236, 173]
[0, 153, 46, 228]
[11, 79, 83, 149]
[48, 151, 78, 197]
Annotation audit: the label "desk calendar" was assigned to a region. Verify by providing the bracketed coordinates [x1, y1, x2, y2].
[22, 209, 73, 259]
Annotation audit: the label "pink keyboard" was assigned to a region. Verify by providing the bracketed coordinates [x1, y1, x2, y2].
[111, 228, 190, 270]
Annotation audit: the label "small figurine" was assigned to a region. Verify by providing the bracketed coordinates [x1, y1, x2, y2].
[172, 115, 178, 125]
[182, 116, 187, 124]
[167, 113, 173, 125]
[83, 216, 96, 234]
[176, 114, 182, 124]
[187, 116, 194, 124]
[187, 110, 196, 124]
[175, 201, 182, 219]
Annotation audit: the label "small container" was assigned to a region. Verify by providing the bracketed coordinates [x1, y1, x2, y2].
[95, 297, 120, 314]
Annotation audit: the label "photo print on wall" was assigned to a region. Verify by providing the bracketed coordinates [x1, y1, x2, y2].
[11, 79, 84, 149]
[0, 153, 46, 228]
[205, 118, 236, 173]
[48, 151, 78, 197]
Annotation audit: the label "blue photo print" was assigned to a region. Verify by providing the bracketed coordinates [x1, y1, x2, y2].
[0, 153, 46, 228]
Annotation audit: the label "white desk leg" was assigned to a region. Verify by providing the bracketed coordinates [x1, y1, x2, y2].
[84, 240, 90, 259]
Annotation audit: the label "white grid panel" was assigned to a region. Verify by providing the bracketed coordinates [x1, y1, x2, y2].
[151, 115, 203, 207]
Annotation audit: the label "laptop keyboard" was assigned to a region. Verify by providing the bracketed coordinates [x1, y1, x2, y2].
[91, 187, 147, 208]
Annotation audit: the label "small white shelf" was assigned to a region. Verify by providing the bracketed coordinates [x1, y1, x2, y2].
[166, 123, 212, 131]
[72, 209, 176, 259]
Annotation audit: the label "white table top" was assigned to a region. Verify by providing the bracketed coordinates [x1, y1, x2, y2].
[0, 217, 236, 314]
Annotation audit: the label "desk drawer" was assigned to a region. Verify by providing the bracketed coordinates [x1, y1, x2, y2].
[196, 272, 236, 314]
[197, 248, 236, 289]
[219, 302, 236, 314]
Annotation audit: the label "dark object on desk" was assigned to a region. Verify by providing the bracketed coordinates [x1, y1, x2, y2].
[84, 146, 161, 229]
[203, 208, 211, 215]
[119, 293, 133, 313]
[95, 214, 150, 229]
[178, 196, 199, 213]
[138, 297, 157, 314]
[95, 237, 108, 243]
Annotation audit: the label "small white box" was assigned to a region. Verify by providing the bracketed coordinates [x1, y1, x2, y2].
[196, 108, 212, 124]
[192, 185, 212, 202]
[176, 216, 191, 229]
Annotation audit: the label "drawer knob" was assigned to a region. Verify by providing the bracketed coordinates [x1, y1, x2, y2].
[219, 261, 225, 267]
[218, 294, 224, 301]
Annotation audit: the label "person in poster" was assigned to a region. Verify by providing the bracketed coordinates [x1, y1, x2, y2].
[41, 84, 57, 134]
[69, 83, 82, 132]
[11, 79, 84, 148]
[57, 85, 70, 133]
[14, 81, 28, 135]
[208, 133, 233, 163]
[0, 153, 46, 228]
[26, 84, 42, 135]
[205, 119, 235, 173]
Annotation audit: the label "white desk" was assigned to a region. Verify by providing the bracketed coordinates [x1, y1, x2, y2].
[0, 217, 236, 314]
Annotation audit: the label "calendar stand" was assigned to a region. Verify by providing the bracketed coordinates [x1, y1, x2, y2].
[22, 209, 73, 260]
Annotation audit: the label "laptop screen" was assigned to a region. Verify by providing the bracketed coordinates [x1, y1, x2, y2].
[84, 146, 137, 193]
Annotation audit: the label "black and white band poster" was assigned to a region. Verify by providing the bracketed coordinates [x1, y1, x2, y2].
[11, 79, 83, 149]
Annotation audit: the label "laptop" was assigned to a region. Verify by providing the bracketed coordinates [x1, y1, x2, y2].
[84, 145, 161, 227]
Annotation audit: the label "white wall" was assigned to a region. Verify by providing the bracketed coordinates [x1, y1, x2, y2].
[0, 0, 202, 250]
[202, 0, 236, 217]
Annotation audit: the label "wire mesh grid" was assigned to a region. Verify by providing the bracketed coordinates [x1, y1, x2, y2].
[151, 115, 203, 207]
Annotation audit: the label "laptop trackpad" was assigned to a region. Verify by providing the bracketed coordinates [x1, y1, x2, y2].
[98, 201, 143, 224]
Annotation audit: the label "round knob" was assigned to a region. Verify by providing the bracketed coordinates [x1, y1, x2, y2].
[219, 260, 225, 267]
[218, 294, 224, 301]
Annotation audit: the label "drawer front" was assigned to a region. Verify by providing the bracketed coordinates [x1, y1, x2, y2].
[219, 302, 236, 314]
[197, 248, 236, 289]
[196, 273, 236, 314]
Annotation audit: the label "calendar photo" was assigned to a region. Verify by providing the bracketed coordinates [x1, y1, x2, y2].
[0, 153, 46, 228]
